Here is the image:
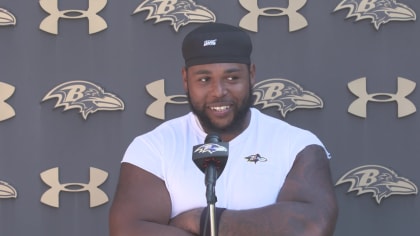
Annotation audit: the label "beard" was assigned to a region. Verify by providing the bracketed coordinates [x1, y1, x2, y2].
[187, 86, 253, 134]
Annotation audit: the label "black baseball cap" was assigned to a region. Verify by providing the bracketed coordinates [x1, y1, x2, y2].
[182, 23, 252, 67]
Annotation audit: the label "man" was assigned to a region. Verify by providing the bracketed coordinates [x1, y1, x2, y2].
[109, 23, 338, 236]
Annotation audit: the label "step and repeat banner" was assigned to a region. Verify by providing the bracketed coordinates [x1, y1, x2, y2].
[1, 0, 419, 235]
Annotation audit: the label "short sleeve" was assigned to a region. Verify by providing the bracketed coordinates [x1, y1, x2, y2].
[122, 136, 164, 179]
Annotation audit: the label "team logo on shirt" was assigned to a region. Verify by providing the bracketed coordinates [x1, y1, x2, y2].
[133, 0, 216, 32]
[336, 165, 418, 204]
[194, 143, 227, 154]
[245, 154, 267, 164]
[253, 78, 323, 118]
[333, 0, 416, 30]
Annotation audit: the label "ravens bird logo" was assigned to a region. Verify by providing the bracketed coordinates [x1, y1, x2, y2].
[194, 143, 227, 154]
[0, 180, 17, 199]
[334, 0, 416, 30]
[42, 80, 125, 120]
[133, 0, 216, 32]
[253, 78, 323, 118]
[0, 8, 16, 26]
[336, 165, 418, 204]
[245, 154, 268, 164]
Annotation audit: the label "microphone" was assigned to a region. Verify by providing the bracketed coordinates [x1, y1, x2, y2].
[193, 134, 228, 236]
[192, 133, 229, 204]
[192, 133, 229, 179]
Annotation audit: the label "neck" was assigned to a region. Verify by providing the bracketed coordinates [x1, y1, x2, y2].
[203, 109, 252, 142]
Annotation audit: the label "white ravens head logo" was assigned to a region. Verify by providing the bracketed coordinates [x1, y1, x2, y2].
[42, 80, 125, 119]
[133, 0, 216, 32]
[334, 0, 416, 30]
[253, 78, 323, 118]
[194, 143, 227, 154]
[336, 165, 418, 204]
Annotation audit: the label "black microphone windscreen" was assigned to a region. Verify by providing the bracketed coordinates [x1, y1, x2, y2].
[205, 133, 222, 143]
[192, 133, 229, 177]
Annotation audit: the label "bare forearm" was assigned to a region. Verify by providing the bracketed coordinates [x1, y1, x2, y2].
[218, 202, 336, 236]
[110, 220, 198, 236]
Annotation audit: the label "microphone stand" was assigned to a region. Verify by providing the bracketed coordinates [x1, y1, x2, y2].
[205, 163, 218, 236]
[193, 133, 228, 236]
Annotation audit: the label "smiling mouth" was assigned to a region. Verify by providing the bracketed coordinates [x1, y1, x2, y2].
[210, 105, 230, 112]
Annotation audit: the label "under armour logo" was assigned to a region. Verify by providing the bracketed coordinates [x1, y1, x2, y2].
[40, 167, 108, 208]
[39, 0, 108, 35]
[145, 79, 188, 120]
[0, 82, 16, 122]
[348, 77, 416, 118]
[239, 0, 308, 32]
[0, 8, 16, 26]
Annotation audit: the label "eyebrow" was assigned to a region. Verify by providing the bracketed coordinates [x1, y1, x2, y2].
[192, 67, 243, 75]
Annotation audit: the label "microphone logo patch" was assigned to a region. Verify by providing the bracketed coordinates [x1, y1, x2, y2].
[194, 143, 227, 154]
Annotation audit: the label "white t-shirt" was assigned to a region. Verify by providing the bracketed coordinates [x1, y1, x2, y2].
[122, 108, 329, 217]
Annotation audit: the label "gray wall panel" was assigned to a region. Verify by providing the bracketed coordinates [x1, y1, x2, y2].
[0, 0, 419, 235]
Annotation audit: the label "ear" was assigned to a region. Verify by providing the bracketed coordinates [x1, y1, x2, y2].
[182, 67, 188, 92]
[249, 64, 256, 87]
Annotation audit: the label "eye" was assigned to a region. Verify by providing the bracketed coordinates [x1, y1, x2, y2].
[199, 77, 210, 82]
[226, 76, 238, 81]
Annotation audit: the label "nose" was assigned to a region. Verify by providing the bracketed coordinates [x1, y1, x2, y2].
[211, 79, 227, 98]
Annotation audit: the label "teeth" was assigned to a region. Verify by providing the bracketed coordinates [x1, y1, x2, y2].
[211, 106, 229, 111]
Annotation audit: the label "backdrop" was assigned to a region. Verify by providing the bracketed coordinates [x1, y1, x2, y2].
[1, 0, 419, 235]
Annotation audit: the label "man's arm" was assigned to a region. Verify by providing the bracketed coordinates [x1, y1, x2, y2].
[219, 144, 338, 235]
[109, 163, 197, 236]
[171, 144, 338, 236]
